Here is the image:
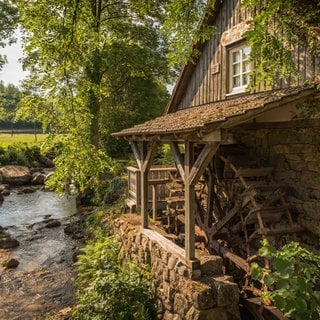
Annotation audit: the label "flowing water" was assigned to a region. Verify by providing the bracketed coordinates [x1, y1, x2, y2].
[0, 189, 79, 319]
[0, 189, 76, 227]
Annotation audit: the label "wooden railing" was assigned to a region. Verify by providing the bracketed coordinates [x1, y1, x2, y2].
[126, 165, 177, 215]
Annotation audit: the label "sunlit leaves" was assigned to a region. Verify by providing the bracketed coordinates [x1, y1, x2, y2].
[250, 240, 320, 320]
[161, 0, 217, 66]
[72, 235, 155, 319]
[243, 0, 320, 88]
[0, 0, 19, 70]
[15, 0, 173, 191]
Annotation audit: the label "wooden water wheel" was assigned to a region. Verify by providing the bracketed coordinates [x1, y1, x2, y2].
[163, 144, 303, 319]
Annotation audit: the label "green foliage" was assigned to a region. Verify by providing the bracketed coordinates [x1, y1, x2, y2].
[161, 0, 217, 67]
[251, 240, 320, 320]
[243, 0, 320, 87]
[0, 1, 19, 70]
[100, 78, 169, 159]
[14, 0, 223, 190]
[16, 0, 173, 190]
[0, 143, 46, 166]
[72, 236, 155, 320]
[0, 82, 21, 123]
[44, 134, 120, 193]
[153, 144, 175, 165]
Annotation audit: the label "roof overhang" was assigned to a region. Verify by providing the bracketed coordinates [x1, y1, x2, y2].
[112, 86, 319, 143]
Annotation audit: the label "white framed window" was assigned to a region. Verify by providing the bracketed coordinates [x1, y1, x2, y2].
[228, 45, 251, 95]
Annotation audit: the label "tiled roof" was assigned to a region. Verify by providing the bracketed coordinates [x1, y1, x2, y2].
[113, 86, 318, 138]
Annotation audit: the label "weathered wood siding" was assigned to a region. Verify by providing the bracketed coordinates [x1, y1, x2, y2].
[178, 0, 320, 110]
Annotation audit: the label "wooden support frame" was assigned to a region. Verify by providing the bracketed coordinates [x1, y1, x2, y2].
[169, 142, 185, 182]
[130, 137, 220, 261]
[130, 140, 158, 228]
[170, 141, 220, 260]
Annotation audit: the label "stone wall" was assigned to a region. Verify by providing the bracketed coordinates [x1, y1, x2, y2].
[234, 119, 320, 250]
[114, 215, 240, 320]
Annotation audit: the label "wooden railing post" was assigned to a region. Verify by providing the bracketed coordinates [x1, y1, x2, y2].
[130, 141, 158, 228]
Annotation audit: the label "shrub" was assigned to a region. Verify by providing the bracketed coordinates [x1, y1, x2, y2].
[71, 236, 155, 320]
[0, 143, 46, 167]
[0, 145, 28, 165]
[251, 240, 320, 320]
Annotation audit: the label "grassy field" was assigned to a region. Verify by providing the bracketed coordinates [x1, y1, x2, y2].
[0, 133, 48, 148]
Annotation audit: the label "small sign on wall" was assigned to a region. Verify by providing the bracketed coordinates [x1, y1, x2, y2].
[211, 63, 220, 75]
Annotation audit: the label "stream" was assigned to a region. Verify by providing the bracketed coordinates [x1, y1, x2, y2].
[0, 189, 79, 320]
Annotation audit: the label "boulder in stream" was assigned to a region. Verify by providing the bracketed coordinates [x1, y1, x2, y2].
[0, 238, 19, 249]
[0, 166, 32, 186]
[31, 172, 47, 185]
[2, 258, 19, 269]
[45, 220, 62, 228]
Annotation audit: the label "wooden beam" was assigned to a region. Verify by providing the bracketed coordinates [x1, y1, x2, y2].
[130, 141, 158, 228]
[189, 142, 220, 185]
[201, 130, 222, 142]
[130, 141, 142, 170]
[142, 141, 158, 173]
[140, 142, 149, 228]
[169, 142, 185, 183]
[184, 140, 195, 260]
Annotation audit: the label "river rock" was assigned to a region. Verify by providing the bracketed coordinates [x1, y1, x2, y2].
[1, 188, 10, 196]
[0, 165, 32, 186]
[16, 186, 37, 194]
[41, 156, 54, 168]
[0, 238, 19, 249]
[0, 184, 10, 196]
[2, 258, 19, 269]
[31, 172, 46, 185]
[45, 220, 61, 228]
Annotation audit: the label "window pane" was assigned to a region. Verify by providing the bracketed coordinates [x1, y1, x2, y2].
[229, 46, 251, 93]
[232, 51, 240, 63]
[233, 75, 240, 87]
[242, 73, 250, 86]
[242, 60, 250, 72]
[242, 47, 251, 59]
[233, 63, 240, 76]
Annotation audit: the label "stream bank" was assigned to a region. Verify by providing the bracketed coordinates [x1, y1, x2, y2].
[0, 187, 89, 320]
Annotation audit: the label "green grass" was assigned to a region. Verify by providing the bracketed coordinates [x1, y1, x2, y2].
[0, 133, 48, 148]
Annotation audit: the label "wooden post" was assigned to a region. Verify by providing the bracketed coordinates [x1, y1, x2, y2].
[141, 162, 148, 228]
[184, 140, 195, 260]
[152, 184, 157, 220]
[130, 140, 158, 229]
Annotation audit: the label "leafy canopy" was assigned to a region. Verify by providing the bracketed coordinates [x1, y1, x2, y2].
[15, 0, 218, 192]
[243, 0, 320, 87]
[0, 0, 19, 70]
[16, 0, 173, 191]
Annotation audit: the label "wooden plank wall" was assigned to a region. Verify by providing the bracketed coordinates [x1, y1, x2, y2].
[177, 0, 319, 110]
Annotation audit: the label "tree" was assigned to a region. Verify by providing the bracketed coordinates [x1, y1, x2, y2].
[0, 1, 19, 70]
[0, 82, 20, 135]
[16, 0, 174, 191]
[15, 0, 218, 192]
[243, 0, 320, 87]
[160, 0, 217, 66]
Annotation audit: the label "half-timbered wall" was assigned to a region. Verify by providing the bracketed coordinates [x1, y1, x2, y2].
[178, 0, 320, 110]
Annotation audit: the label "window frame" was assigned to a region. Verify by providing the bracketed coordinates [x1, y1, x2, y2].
[227, 44, 251, 95]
